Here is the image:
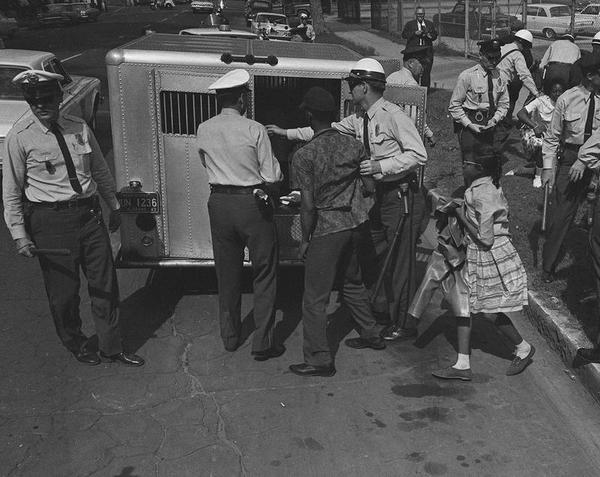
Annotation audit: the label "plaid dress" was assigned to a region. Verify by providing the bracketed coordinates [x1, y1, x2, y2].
[464, 177, 528, 314]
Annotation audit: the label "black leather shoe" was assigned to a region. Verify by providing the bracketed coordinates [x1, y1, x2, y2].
[289, 363, 336, 377]
[344, 336, 386, 350]
[541, 271, 555, 283]
[100, 352, 145, 367]
[252, 344, 286, 361]
[573, 347, 600, 367]
[382, 325, 418, 341]
[73, 349, 100, 366]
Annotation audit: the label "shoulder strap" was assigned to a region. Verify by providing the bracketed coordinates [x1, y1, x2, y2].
[499, 48, 521, 62]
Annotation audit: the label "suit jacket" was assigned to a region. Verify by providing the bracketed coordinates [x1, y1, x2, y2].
[401, 19, 437, 57]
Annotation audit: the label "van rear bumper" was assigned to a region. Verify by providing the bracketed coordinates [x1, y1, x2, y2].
[116, 256, 303, 269]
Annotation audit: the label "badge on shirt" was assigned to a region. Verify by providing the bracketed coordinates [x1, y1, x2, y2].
[75, 133, 85, 146]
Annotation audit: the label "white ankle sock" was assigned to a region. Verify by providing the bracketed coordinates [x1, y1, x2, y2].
[453, 353, 470, 370]
[515, 340, 531, 359]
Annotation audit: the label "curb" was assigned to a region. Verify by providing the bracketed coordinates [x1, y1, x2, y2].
[526, 291, 600, 404]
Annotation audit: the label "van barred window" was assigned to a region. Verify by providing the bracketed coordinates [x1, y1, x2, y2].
[160, 91, 218, 135]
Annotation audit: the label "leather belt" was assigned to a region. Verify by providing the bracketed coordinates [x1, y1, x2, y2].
[30, 196, 97, 210]
[563, 143, 581, 151]
[376, 173, 417, 191]
[210, 184, 262, 194]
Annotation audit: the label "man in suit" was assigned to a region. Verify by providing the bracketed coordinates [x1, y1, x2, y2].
[401, 6, 438, 89]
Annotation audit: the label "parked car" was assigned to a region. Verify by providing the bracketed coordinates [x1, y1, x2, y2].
[245, 0, 273, 26]
[529, 0, 591, 12]
[36, 1, 101, 25]
[0, 49, 101, 171]
[433, 1, 523, 39]
[0, 12, 18, 40]
[523, 3, 591, 38]
[575, 3, 600, 34]
[250, 12, 291, 39]
[179, 25, 258, 38]
[191, 0, 215, 13]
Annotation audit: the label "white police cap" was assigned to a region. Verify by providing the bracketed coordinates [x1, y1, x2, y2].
[593, 31, 600, 44]
[208, 69, 250, 91]
[12, 69, 64, 86]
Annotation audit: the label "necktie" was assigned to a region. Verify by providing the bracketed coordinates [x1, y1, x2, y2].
[50, 122, 82, 194]
[362, 112, 371, 157]
[487, 73, 496, 116]
[585, 93, 596, 142]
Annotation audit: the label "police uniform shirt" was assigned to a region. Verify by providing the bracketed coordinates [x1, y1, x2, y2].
[539, 39, 581, 69]
[448, 64, 509, 127]
[497, 43, 539, 97]
[578, 127, 600, 169]
[2, 114, 119, 240]
[287, 97, 427, 182]
[196, 108, 283, 186]
[542, 85, 600, 169]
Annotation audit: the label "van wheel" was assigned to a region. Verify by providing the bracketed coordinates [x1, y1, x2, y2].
[543, 28, 556, 39]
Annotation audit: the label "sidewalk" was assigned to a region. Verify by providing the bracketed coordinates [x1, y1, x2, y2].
[324, 14, 600, 404]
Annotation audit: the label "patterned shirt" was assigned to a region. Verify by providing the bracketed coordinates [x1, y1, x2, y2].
[3, 113, 119, 240]
[293, 128, 374, 238]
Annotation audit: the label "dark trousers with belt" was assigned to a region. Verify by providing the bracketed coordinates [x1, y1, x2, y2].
[419, 54, 433, 89]
[207, 191, 278, 352]
[543, 146, 592, 273]
[366, 177, 427, 325]
[27, 201, 122, 355]
[457, 122, 501, 180]
[543, 62, 571, 89]
[303, 223, 379, 366]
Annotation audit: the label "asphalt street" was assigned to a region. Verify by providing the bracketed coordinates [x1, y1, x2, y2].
[2, 3, 600, 476]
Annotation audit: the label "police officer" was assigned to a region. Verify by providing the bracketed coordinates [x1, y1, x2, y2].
[267, 58, 428, 342]
[297, 12, 315, 42]
[539, 33, 580, 88]
[541, 55, 600, 283]
[569, 32, 600, 88]
[196, 69, 285, 360]
[449, 39, 509, 180]
[401, 6, 438, 89]
[2, 70, 144, 367]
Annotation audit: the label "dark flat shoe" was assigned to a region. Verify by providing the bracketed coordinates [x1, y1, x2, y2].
[344, 336, 386, 350]
[382, 325, 418, 341]
[252, 344, 286, 362]
[289, 363, 336, 377]
[100, 352, 145, 367]
[506, 345, 535, 376]
[73, 349, 100, 366]
[432, 366, 472, 381]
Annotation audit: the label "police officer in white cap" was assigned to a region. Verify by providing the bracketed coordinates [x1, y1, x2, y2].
[2, 70, 144, 367]
[196, 69, 285, 359]
[266, 58, 428, 342]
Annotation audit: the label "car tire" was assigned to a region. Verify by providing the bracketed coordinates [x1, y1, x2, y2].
[543, 28, 556, 39]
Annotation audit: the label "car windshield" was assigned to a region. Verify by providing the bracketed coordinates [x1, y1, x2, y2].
[550, 5, 571, 15]
[0, 67, 28, 100]
[257, 14, 286, 24]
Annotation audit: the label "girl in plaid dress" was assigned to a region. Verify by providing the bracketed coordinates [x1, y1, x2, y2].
[432, 155, 535, 381]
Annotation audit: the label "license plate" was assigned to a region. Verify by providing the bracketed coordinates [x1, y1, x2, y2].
[117, 191, 161, 214]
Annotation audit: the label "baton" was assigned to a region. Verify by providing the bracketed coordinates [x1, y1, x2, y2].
[541, 182, 549, 233]
[371, 183, 410, 303]
[31, 248, 71, 256]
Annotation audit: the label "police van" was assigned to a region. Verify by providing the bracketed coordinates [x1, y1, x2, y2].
[105, 34, 427, 268]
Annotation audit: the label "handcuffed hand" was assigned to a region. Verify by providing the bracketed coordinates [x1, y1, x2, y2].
[467, 123, 484, 134]
[360, 160, 382, 175]
[569, 159, 587, 183]
[541, 168, 555, 190]
[265, 125, 285, 137]
[298, 241, 309, 260]
[15, 238, 35, 258]
[109, 209, 121, 232]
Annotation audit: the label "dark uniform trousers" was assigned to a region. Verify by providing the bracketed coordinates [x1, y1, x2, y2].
[365, 176, 427, 324]
[458, 122, 501, 181]
[589, 195, 600, 315]
[27, 201, 122, 355]
[207, 191, 278, 352]
[303, 223, 379, 366]
[543, 146, 593, 273]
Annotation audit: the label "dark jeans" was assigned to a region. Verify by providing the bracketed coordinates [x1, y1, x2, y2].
[27, 202, 122, 355]
[367, 178, 427, 325]
[543, 146, 592, 273]
[420, 55, 433, 89]
[302, 223, 379, 366]
[208, 192, 278, 352]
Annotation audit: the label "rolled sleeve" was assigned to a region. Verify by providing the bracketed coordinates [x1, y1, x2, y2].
[256, 125, 283, 183]
[2, 131, 29, 240]
[286, 127, 314, 142]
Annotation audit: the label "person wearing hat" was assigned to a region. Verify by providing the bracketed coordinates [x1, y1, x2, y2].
[539, 33, 580, 88]
[289, 86, 381, 377]
[496, 29, 541, 126]
[267, 57, 428, 342]
[401, 44, 433, 89]
[2, 70, 144, 367]
[295, 12, 315, 42]
[449, 39, 509, 182]
[568, 32, 600, 88]
[401, 6, 438, 89]
[540, 54, 600, 283]
[196, 69, 285, 360]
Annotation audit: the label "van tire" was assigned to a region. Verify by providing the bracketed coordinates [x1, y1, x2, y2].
[543, 28, 556, 39]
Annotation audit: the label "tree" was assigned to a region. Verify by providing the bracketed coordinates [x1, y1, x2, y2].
[312, 0, 325, 34]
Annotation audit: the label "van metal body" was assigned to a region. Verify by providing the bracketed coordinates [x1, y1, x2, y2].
[105, 34, 426, 268]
